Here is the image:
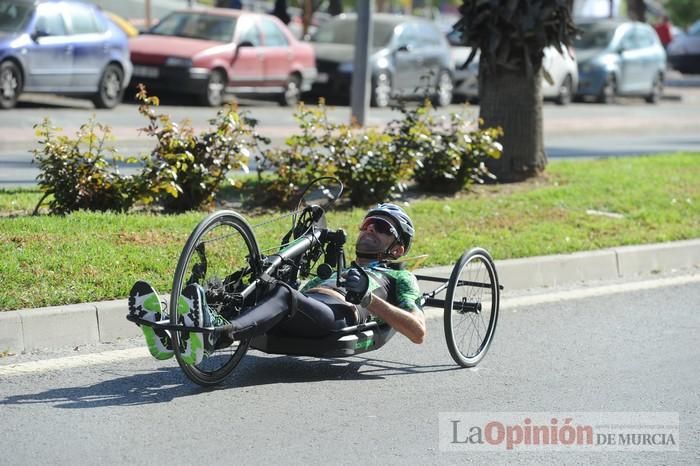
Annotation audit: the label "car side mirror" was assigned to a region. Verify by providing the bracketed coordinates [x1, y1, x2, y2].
[237, 40, 254, 48]
[30, 28, 50, 41]
[396, 44, 410, 53]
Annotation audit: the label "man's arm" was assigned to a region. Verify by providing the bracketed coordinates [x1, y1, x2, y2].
[365, 294, 426, 344]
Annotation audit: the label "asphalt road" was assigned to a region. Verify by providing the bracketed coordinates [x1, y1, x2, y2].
[1, 76, 699, 187]
[1, 274, 698, 464]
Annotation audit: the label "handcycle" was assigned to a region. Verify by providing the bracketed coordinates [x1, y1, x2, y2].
[127, 177, 502, 386]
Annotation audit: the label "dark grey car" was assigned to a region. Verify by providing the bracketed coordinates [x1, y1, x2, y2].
[310, 13, 454, 107]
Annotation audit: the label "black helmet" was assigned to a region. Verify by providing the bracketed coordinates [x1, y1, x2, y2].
[365, 203, 415, 253]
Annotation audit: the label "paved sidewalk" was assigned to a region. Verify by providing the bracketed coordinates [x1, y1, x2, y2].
[1, 239, 698, 355]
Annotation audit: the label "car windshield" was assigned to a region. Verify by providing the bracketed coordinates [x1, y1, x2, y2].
[148, 12, 236, 42]
[311, 18, 395, 47]
[688, 20, 700, 36]
[574, 23, 617, 49]
[0, 0, 34, 33]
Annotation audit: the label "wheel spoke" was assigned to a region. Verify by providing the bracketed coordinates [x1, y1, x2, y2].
[444, 249, 499, 367]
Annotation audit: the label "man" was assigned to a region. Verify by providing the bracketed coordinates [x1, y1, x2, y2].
[128, 204, 425, 365]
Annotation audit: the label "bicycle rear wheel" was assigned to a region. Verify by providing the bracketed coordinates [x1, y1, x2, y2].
[444, 248, 500, 367]
[171, 211, 262, 386]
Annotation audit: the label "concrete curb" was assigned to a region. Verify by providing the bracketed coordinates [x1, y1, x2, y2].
[1, 239, 698, 355]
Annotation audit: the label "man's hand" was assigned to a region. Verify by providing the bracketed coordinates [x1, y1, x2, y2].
[344, 265, 370, 305]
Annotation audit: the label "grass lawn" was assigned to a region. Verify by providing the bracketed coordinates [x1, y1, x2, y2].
[1, 153, 698, 311]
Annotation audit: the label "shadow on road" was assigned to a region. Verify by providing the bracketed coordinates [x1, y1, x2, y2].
[0, 354, 458, 408]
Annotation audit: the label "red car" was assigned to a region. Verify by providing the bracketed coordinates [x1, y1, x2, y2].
[128, 8, 317, 106]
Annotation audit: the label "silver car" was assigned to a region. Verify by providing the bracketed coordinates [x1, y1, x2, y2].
[450, 31, 579, 105]
[574, 20, 666, 104]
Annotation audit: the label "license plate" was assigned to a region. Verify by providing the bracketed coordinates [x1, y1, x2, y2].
[133, 65, 159, 78]
[316, 72, 329, 83]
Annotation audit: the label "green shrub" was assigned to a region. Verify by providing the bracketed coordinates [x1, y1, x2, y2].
[32, 118, 137, 215]
[135, 86, 268, 212]
[260, 100, 418, 206]
[257, 101, 338, 206]
[333, 125, 415, 205]
[387, 100, 503, 193]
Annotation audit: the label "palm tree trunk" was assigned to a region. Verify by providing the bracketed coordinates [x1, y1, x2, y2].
[479, 64, 547, 182]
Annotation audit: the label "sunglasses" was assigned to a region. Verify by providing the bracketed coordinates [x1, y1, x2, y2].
[360, 216, 400, 240]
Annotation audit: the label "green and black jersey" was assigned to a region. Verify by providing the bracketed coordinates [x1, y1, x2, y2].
[301, 263, 423, 314]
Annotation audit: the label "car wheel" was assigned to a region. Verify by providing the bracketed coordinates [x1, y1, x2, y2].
[431, 70, 453, 107]
[0, 61, 22, 110]
[597, 74, 616, 104]
[92, 63, 124, 109]
[199, 69, 226, 107]
[645, 73, 663, 104]
[555, 74, 573, 106]
[371, 71, 391, 108]
[279, 74, 301, 107]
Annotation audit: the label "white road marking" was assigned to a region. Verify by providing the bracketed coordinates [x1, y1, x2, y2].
[0, 347, 152, 377]
[424, 273, 700, 316]
[1, 274, 697, 377]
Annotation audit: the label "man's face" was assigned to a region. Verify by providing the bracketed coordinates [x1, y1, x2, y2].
[356, 216, 400, 255]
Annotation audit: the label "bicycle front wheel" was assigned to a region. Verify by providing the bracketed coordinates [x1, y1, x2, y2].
[171, 210, 262, 386]
[444, 248, 500, 368]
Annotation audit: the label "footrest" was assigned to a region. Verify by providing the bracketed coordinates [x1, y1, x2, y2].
[125, 314, 217, 334]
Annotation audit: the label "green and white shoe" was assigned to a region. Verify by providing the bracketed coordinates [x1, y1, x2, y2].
[128, 281, 174, 360]
[177, 284, 229, 365]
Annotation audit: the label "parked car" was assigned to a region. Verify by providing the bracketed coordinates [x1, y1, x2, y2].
[310, 13, 455, 107]
[667, 19, 700, 74]
[128, 8, 316, 107]
[0, 0, 132, 109]
[104, 10, 139, 38]
[573, 19, 666, 103]
[448, 29, 579, 105]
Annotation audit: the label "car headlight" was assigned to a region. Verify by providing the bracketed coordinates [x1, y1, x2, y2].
[338, 62, 354, 73]
[165, 57, 193, 67]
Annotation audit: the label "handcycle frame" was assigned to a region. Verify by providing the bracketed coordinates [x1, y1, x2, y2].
[127, 178, 502, 386]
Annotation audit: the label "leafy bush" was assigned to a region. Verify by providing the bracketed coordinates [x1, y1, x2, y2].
[32, 118, 137, 215]
[135, 86, 268, 212]
[333, 125, 414, 205]
[385, 99, 503, 193]
[256, 101, 338, 206]
[259, 100, 418, 206]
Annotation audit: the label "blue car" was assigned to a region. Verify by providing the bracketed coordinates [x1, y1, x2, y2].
[0, 0, 132, 109]
[574, 20, 666, 104]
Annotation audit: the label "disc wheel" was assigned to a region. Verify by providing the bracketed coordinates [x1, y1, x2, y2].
[555, 74, 573, 106]
[92, 63, 124, 109]
[431, 70, 453, 107]
[645, 72, 663, 104]
[0, 60, 22, 109]
[444, 248, 500, 367]
[199, 69, 226, 106]
[279, 74, 301, 107]
[597, 74, 616, 104]
[370, 71, 391, 108]
[171, 210, 262, 386]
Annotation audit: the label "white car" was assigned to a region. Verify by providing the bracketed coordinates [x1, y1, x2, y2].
[451, 38, 579, 105]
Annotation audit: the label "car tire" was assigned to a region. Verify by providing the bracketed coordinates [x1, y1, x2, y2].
[279, 74, 301, 107]
[644, 72, 663, 104]
[597, 74, 616, 104]
[555, 74, 573, 106]
[92, 63, 124, 109]
[0, 60, 22, 110]
[431, 70, 453, 107]
[199, 69, 226, 107]
[371, 71, 391, 108]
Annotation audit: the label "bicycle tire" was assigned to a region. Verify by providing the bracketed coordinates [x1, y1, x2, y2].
[443, 248, 500, 367]
[171, 210, 262, 386]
